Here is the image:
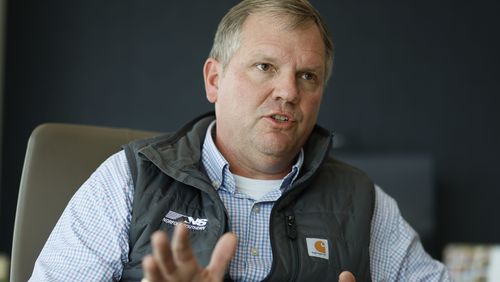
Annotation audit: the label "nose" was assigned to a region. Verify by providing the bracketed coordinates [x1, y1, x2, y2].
[272, 73, 300, 104]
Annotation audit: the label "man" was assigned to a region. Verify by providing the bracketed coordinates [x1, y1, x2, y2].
[30, 0, 451, 281]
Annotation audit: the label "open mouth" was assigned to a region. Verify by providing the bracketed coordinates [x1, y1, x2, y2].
[271, 114, 289, 122]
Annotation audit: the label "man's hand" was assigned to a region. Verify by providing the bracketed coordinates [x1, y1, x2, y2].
[142, 224, 237, 282]
[339, 271, 356, 282]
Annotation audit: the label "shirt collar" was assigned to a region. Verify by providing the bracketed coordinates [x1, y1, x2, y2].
[201, 120, 304, 192]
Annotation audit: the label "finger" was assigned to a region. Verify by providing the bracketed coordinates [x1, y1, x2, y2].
[171, 224, 197, 263]
[151, 230, 176, 275]
[339, 271, 356, 282]
[142, 254, 163, 282]
[206, 232, 237, 281]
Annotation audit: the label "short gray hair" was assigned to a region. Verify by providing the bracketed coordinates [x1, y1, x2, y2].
[209, 0, 334, 82]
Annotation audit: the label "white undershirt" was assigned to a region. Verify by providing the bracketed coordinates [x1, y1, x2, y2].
[233, 174, 282, 200]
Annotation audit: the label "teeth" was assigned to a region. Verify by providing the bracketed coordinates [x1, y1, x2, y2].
[272, 114, 288, 121]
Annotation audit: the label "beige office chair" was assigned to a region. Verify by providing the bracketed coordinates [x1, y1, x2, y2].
[10, 123, 160, 282]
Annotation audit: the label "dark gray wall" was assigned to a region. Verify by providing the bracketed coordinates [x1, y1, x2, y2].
[1, 0, 499, 259]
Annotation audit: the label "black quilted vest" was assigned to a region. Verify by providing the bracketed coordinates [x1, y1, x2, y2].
[120, 113, 374, 281]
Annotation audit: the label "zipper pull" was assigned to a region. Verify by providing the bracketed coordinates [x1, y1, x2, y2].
[285, 214, 297, 239]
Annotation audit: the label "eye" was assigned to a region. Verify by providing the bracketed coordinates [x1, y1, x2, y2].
[256, 63, 272, 72]
[301, 72, 316, 81]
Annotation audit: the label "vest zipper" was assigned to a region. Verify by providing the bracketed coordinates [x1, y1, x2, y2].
[262, 174, 312, 282]
[285, 214, 297, 239]
[285, 212, 299, 281]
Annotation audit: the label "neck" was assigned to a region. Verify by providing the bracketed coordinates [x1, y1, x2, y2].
[230, 157, 293, 180]
[216, 139, 296, 180]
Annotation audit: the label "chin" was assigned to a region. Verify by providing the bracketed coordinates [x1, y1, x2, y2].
[255, 142, 294, 159]
[253, 132, 300, 156]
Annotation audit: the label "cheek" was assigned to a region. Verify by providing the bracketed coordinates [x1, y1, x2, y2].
[227, 74, 269, 107]
[302, 94, 323, 117]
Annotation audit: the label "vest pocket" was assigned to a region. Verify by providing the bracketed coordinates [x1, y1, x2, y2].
[291, 211, 347, 280]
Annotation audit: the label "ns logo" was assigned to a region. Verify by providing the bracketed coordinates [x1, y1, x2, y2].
[183, 217, 208, 227]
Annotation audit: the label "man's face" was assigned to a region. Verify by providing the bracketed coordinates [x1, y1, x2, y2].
[204, 12, 326, 178]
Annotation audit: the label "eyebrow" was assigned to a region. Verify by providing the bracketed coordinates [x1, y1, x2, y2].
[250, 54, 280, 65]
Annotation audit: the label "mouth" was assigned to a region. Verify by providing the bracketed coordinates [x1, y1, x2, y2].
[271, 114, 289, 122]
[266, 112, 297, 127]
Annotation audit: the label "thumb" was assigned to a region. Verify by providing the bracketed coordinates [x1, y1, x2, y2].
[339, 271, 356, 282]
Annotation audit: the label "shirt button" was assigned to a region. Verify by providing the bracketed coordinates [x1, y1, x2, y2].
[211, 180, 220, 188]
[252, 206, 260, 214]
[250, 247, 259, 256]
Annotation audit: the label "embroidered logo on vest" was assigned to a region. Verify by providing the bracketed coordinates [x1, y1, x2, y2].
[306, 238, 329, 259]
[163, 210, 208, 231]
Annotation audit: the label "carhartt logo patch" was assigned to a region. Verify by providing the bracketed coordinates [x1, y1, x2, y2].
[163, 210, 208, 231]
[306, 238, 329, 259]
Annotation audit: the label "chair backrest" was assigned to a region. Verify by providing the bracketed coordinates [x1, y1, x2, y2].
[10, 123, 160, 282]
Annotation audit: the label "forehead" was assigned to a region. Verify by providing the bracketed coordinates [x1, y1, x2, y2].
[237, 12, 326, 65]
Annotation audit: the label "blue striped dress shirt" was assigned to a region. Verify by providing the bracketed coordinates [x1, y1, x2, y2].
[30, 122, 450, 281]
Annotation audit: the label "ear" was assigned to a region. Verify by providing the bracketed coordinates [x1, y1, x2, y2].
[203, 58, 221, 104]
